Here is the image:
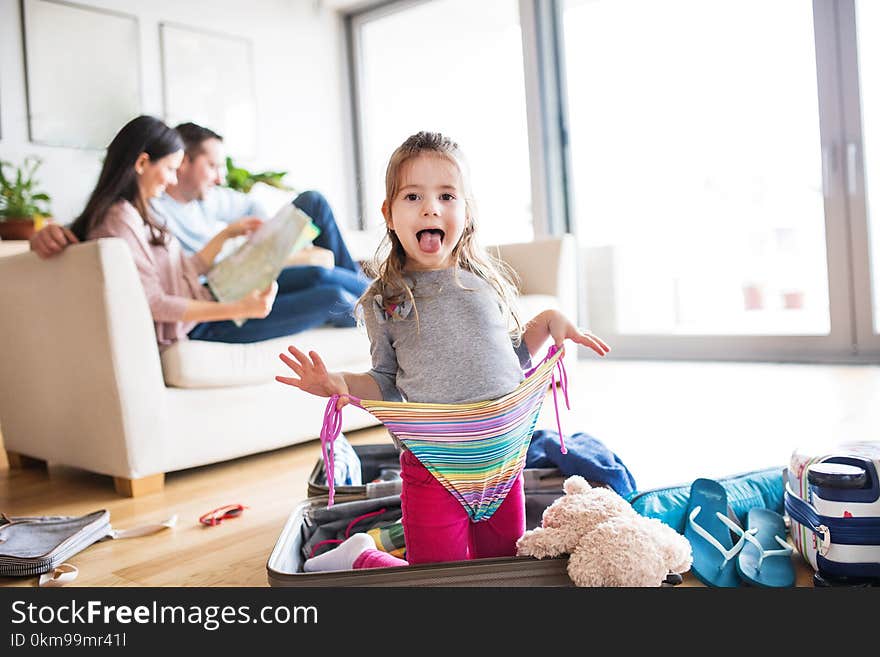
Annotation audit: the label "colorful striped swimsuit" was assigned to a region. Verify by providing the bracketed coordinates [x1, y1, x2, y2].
[319, 345, 570, 522]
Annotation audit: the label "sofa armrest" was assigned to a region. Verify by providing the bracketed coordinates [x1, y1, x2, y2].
[0, 239, 169, 478]
[489, 234, 578, 320]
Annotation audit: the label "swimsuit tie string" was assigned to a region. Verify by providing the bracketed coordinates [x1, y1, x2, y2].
[319, 394, 362, 506]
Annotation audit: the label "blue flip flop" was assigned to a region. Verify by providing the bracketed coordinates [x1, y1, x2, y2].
[685, 478, 751, 587]
[736, 508, 795, 587]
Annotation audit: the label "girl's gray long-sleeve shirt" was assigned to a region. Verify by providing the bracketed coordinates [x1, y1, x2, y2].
[362, 267, 531, 405]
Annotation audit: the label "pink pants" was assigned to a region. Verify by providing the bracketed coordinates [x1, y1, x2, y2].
[353, 448, 525, 569]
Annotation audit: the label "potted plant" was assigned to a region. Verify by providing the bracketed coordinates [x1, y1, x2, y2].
[0, 156, 52, 240]
[224, 156, 294, 194]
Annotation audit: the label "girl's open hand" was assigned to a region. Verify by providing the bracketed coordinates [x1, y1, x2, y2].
[275, 345, 351, 408]
[548, 311, 610, 357]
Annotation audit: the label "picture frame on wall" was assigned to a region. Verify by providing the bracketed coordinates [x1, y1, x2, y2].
[20, 0, 142, 149]
[159, 22, 258, 158]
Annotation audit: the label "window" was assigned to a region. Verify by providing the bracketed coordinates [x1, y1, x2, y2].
[855, 0, 880, 337]
[346, 0, 880, 362]
[564, 0, 830, 338]
[350, 0, 534, 246]
[555, 0, 870, 360]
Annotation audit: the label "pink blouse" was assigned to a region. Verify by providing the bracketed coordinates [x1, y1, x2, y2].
[89, 200, 214, 347]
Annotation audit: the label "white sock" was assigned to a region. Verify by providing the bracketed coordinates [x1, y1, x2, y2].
[304, 533, 375, 572]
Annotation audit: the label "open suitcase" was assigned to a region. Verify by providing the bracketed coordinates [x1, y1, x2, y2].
[267, 494, 574, 586]
[268, 442, 573, 586]
[785, 441, 880, 585]
[305, 442, 567, 526]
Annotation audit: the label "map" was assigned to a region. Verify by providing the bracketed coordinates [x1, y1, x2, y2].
[206, 203, 320, 326]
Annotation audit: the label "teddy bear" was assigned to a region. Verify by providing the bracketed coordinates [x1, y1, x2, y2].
[517, 475, 693, 587]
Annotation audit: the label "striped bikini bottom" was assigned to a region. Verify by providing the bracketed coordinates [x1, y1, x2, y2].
[319, 345, 570, 522]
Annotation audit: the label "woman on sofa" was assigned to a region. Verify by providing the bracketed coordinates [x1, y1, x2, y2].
[65, 115, 367, 349]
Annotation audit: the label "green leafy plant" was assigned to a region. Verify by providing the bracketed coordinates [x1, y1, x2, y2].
[0, 156, 52, 221]
[224, 156, 294, 194]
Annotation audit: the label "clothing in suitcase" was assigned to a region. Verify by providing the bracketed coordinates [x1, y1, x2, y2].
[307, 443, 404, 502]
[307, 441, 567, 529]
[785, 441, 880, 583]
[267, 494, 574, 586]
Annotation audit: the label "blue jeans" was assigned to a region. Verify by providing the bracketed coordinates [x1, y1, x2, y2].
[188, 191, 371, 344]
[294, 190, 363, 274]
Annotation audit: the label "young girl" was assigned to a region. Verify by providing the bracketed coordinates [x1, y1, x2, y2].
[276, 131, 609, 571]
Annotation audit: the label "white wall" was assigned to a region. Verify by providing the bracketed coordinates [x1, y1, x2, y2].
[0, 0, 357, 226]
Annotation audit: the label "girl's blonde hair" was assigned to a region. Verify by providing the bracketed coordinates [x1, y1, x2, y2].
[359, 131, 523, 340]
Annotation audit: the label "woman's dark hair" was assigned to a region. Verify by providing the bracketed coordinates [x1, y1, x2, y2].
[70, 115, 183, 245]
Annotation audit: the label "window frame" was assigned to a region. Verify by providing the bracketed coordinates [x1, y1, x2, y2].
[839, 0, 880, 358]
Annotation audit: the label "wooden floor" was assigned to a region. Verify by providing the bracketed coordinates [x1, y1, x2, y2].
[4, 356, 877, 588]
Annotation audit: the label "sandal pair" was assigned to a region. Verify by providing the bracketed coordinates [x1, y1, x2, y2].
[685, 478, 794, 587]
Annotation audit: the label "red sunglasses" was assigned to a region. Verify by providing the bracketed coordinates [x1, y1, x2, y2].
[199, 504, 248, 527]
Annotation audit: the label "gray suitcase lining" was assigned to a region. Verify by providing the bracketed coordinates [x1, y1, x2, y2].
[269, 444, 572, 586]
[267, 495, 572, 587]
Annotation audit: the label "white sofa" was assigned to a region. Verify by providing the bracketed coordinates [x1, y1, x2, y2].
[0, 235, 576, 496]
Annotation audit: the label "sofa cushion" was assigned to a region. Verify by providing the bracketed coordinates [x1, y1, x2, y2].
[161, 294, 559, 389]
[161, 325, 372, 388]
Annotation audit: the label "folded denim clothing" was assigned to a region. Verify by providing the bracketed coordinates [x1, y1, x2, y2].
[526, 430, 637, 497]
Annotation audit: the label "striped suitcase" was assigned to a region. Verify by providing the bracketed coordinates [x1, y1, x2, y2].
[785, 441, 880, 584]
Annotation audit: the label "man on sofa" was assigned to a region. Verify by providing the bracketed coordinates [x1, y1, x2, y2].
[30, 121, 366, 283]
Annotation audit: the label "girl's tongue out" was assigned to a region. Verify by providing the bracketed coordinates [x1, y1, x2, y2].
[417, 229, 443, 254]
